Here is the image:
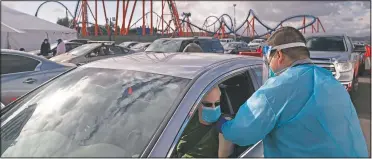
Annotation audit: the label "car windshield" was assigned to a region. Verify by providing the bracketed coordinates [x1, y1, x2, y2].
[306, 36, 346, 52]
[68, 44, 98, 56]
[132, 43, 149, 49]
[145, 39, 183, 53]
[0, 67, 190, 157]
[120, 42, 136, 47]
[226, 43, 239, 48]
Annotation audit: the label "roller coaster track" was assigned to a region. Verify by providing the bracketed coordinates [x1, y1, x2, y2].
[35, 1, 324, 38]
[180, 9, 323, 38]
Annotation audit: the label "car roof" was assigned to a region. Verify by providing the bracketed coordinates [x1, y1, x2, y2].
[1, 49, 48, 61]
[82, 52, 261, 79]
[66, 42, 83, 44]
[304, 33, 347, 38]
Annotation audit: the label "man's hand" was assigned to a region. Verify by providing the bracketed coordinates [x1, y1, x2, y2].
[216, 116, 228, 133]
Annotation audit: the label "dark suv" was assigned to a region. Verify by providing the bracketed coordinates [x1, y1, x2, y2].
[145, 37, 224, 53]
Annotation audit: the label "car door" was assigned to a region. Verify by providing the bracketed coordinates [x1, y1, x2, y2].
[159, 66, 264, 158]
[0, 53, 44, 105]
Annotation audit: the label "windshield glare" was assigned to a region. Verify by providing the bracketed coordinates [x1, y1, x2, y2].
[132, 43, 148, 49]
[1, 67, 189, 157]
[68, 44, 97, 56]
[306, 36, 346, 52]
[145, 39, 182, 52]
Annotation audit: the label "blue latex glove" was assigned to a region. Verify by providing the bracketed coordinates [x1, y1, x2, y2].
[215, 116, 228, 133]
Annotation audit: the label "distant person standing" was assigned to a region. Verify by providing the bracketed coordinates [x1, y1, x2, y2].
[56, 39, 66, 56]
[39, 39, 51, 57]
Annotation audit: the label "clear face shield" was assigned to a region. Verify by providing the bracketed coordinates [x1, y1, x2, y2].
[261, 42, 307, 77]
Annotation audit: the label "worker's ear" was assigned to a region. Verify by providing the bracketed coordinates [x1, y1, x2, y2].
[277, 50, 286, 64]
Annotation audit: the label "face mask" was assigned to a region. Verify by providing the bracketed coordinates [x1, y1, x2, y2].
[269, 68, 276, 78]
[201, 105, 221, 123]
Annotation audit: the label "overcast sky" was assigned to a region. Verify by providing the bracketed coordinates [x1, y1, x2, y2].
[2, 1, 371, 37]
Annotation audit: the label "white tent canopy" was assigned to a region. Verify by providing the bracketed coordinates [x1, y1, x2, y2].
[1, 5, 77, 51]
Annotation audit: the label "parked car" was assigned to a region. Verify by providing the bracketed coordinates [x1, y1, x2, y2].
[305, 33, 362, 95]
[49, 43, 135, 65]
[87, 41, 115, 45]
[220, 38, 234, 46]
[0, 52, 267, 158]
[119, 41, 139, 48]
[29, 41, 83, 58]
[223, 42, 250, 54]
[247, 39, 265, 50]
[70, 39, 90, 44]
[130, 42, 152, 52]
[0, 49, 75, 106]
[146, 37, 224, 53]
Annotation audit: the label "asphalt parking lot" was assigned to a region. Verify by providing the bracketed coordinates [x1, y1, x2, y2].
[353, 74, 371, 156]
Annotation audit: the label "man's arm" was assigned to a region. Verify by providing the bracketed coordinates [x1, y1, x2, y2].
[219, 90, 277, 146]
[218, 117, 234, 158]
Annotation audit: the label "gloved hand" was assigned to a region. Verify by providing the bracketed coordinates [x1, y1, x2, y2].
[215, 116, 228, 133]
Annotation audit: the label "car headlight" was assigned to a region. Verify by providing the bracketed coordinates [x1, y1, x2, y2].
[335, 62, 353, 72]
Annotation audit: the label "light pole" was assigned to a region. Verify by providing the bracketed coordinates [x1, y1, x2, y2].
[233, 4, 237, 41]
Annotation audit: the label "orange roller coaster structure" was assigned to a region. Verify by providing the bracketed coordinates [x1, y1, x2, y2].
[71, 0, 184, 37]
[35, 1, 326, 38]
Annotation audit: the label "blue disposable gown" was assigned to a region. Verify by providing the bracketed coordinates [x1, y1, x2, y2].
[221, 64, 368, 157]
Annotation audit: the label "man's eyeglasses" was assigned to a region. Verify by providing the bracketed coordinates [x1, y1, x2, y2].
[201, 101, 220, 107]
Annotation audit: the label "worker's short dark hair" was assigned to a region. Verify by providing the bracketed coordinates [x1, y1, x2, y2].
[266, 27, 310, 60]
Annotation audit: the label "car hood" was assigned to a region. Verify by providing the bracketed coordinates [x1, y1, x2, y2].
[49, 53, 75, 63]
[309, 51, 349, 61]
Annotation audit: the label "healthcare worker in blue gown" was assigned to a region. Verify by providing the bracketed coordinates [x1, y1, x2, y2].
[216, 27, 368, 157]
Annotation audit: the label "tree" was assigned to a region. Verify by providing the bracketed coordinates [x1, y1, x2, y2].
[57, 17, 73, 28]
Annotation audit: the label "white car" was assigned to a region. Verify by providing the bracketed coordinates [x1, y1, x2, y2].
[248, 39, 266, 50]
[220, 38, 234, 46]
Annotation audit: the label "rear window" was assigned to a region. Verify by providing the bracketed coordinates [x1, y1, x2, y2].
[1, 67, 190, 157]
[306, 36, 346, 52]
[199, 39, 224, 53]
[145, 39, 183, 53]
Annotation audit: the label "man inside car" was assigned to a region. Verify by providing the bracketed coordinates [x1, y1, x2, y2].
[175, 87, 234, 158]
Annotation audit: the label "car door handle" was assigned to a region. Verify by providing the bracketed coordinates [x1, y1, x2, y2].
[23, 78, 37, 84]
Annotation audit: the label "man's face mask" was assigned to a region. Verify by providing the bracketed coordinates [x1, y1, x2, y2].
[261, 42, 307, 78]
[201, 101, 221, 123]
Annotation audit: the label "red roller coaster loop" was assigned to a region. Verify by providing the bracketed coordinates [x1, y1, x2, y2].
[35, 1, 326, 38]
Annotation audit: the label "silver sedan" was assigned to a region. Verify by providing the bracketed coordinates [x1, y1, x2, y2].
[1, 52, 266, 157]
[50, 43, 135, 65]
[0, 49, 75, 106]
